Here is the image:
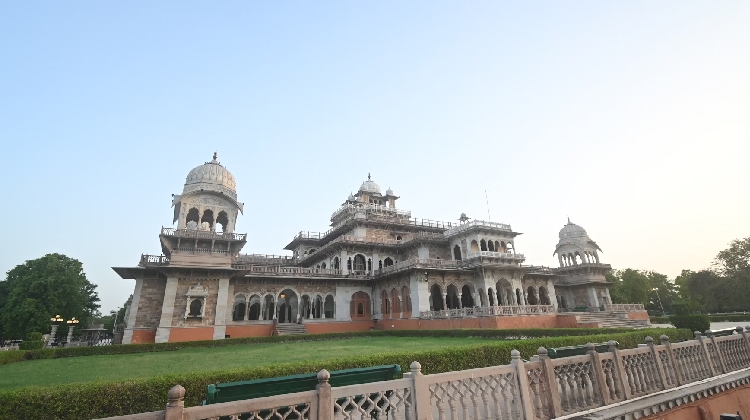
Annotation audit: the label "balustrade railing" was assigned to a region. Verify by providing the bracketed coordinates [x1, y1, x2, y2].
[231, 264, 346, 277]
[380, 258, 464, 276]
[421, 305, 556, 319]
[98, 328, 750, 420]
[235, 254, 295, 265]
[161, 227, 247, 241]
[139, 254, 170, 266]
[443, 219, 513, 238]
[466, 251, 526, 260]
[604, 303, 646, 312]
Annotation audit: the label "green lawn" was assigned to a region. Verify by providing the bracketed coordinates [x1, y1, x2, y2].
[0, 337, 498, 390]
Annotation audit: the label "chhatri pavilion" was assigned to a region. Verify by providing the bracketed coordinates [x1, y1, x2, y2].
[113, 154, 647, 344]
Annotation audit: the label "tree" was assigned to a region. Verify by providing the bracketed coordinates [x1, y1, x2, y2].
[607, 269, 651, 305]
[646, 271, 679, 314]
[0, 254, 100, 340]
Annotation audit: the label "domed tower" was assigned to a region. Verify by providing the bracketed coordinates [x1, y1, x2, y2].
[553, 218, 602, 267]
[161, 153, 247, 266]
[552, 219, 612, 310]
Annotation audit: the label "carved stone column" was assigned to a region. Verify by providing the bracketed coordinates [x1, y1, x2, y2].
[213, 278, 230, 340]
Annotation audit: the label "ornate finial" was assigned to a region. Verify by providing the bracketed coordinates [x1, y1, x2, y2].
[567, 216, 571, 224]
[368, 172, 371, 180]
[213, 151, 218, 161]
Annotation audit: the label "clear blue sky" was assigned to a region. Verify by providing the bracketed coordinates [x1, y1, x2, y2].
[1, 2, 748, 314]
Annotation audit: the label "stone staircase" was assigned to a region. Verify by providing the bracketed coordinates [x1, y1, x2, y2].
[275, 323, 308, 335]
[576, 312, 651, 329]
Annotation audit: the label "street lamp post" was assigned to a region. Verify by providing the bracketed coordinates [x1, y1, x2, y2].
[66, 317, 80, 346]
[47, 315, 64, 347]
[652, 288, 666, 316]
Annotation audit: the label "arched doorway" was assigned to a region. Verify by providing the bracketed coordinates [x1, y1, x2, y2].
[401, 286, 412, 317]
[453, 245, 462, 261]
[324, 295, 335, 318]
[539, 287, 550, 305]
[350, 292, 371, 318]
[263, 295, 274, 320]
[488, 288, 496, 306]
[430, 284, 444, 311]
[232, 295, 246, 321]
[527, 287, 538, 305]
[496, 279, 513, 306]
[248, 295, 261, 320]
[446, 285, 460, 309]
[277, 289, 298, 323]
[353, 254, 366, 274]
[461, 285, 474, 307]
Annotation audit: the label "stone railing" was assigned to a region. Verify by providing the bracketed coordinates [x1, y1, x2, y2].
[234, 254, 295, 265]
[139, 254, 170, 267]
[604, 303, 646, 312]
[443, 219, 513, 238]
[421, 305, 556, 319]
[466, 250, 526, 261]
[379, 257, 464, 276]
[161, 227, 247, 241]
[99, 329, 750, 420]
[231, 265, 347, 277]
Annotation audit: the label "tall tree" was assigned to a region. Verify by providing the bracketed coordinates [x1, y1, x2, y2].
[0, 254, 100, 339]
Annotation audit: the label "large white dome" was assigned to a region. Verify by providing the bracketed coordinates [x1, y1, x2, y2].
[358, 173, 381, 194]
[182, 153, 237, 198]
[558, 220, 588, 239]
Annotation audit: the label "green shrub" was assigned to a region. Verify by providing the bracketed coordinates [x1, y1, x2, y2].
[649, 316, 669, 324]
[670, 314, 710, 333]
[17, 332, 44, 351]
[0, 327, 648, 366]
[707, 313, 750, 323]
[0, 328, 690, 420]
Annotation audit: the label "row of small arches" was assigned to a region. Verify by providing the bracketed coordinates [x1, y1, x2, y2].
[380, 287, 413, 318]
[185, 208, 230, 232]
[560, 250, 599, 267]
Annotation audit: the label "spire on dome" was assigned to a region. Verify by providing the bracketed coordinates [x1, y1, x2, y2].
[368, 172, 371, 180]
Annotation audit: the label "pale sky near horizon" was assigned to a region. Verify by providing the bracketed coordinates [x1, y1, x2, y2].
[1, 2, 749, 314]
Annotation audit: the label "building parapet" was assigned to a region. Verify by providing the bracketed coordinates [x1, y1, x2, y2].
[421, 304, 556, 319]
[604, 303, 645, 312]
[161, 227, 247, 241]
[231, 264, 351, 278]
[330, 203, 412, 221]
[139, 254, 170, 267]
[235, 254, 295, 265]
[378, 257, 464, 276]
[296, 232, 447, 264]
[98, 328, 750, 420]
[443, 219, 512, 238]
[465, 251, 525, 261]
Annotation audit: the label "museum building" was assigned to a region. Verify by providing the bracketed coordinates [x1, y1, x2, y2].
[113, 154, 646, 344]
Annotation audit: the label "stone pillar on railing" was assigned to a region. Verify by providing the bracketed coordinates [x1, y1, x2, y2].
[644, 336, 668, 390]
[317, 369, 333, 420]
[409, 362, 431, 420]
[511, 349, 536, 420]
[165, 385, 185, 420]
[608, 340, 632, 400]
[705, 330, 727, 374]
[741, 327, 750, 357]
[695, 331, 718, 377]
[659, 335, 683, 386]
[586, 343, 611, 405]
[537, 347, 563, 418]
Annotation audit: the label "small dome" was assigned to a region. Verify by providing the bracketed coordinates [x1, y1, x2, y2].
[358, 173, 381, 194]
[347, 193, 355, 201]
[559, 219, 588, 239]
[386, 187, 394, 196]
[184, 152, 236, 193]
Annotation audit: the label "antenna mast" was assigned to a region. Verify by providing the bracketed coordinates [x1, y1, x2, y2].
[485, 189, 491, 221]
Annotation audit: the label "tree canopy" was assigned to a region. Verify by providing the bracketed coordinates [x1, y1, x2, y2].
[0, 253, 100, 340]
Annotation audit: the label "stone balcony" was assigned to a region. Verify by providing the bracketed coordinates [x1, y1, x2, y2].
[160, 227, 247, 242]
[465, 250, 525, 262]
[443, 219, 513, 238]
[139, 254, 170, 267]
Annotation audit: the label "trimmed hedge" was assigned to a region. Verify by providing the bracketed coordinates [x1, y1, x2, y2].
[670, 314, 710, 333]
[0, 328, 690, 420]
[0, 327, 645, 366]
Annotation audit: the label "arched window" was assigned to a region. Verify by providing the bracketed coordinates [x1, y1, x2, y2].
[381, 290, 390, 317]
[470, 240, 479, 252]
[185, 208, 200, 229]
[500, 241, 506, 252]
[347, 258, 352, 270]
[453, 245, 462, 260]
[391, 288, 401, 316]
[232, 295, 247, 321]
[189, 299, 203, 317]
[333, 256, 340, 270]
[379, 260, 383, 270]
[201, 209, 214, 229]
[353, 255, 366, 273]
[384, 257, 393, 267]
[367, 258, 372, 272]
[396, 236, 402, 240]
[350, 292, 371, 318]
[480, 239, 487, 251]
[516, 289, 522, 305]
[539, 287, 550, 305]
[447, 285, 460, 309]
[324, 295, 335, 318]
[488, 241, 495, 252]
[216, 211, 229, 233]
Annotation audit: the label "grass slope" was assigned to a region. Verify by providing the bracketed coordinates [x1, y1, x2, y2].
[0, 336, 495, 390]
